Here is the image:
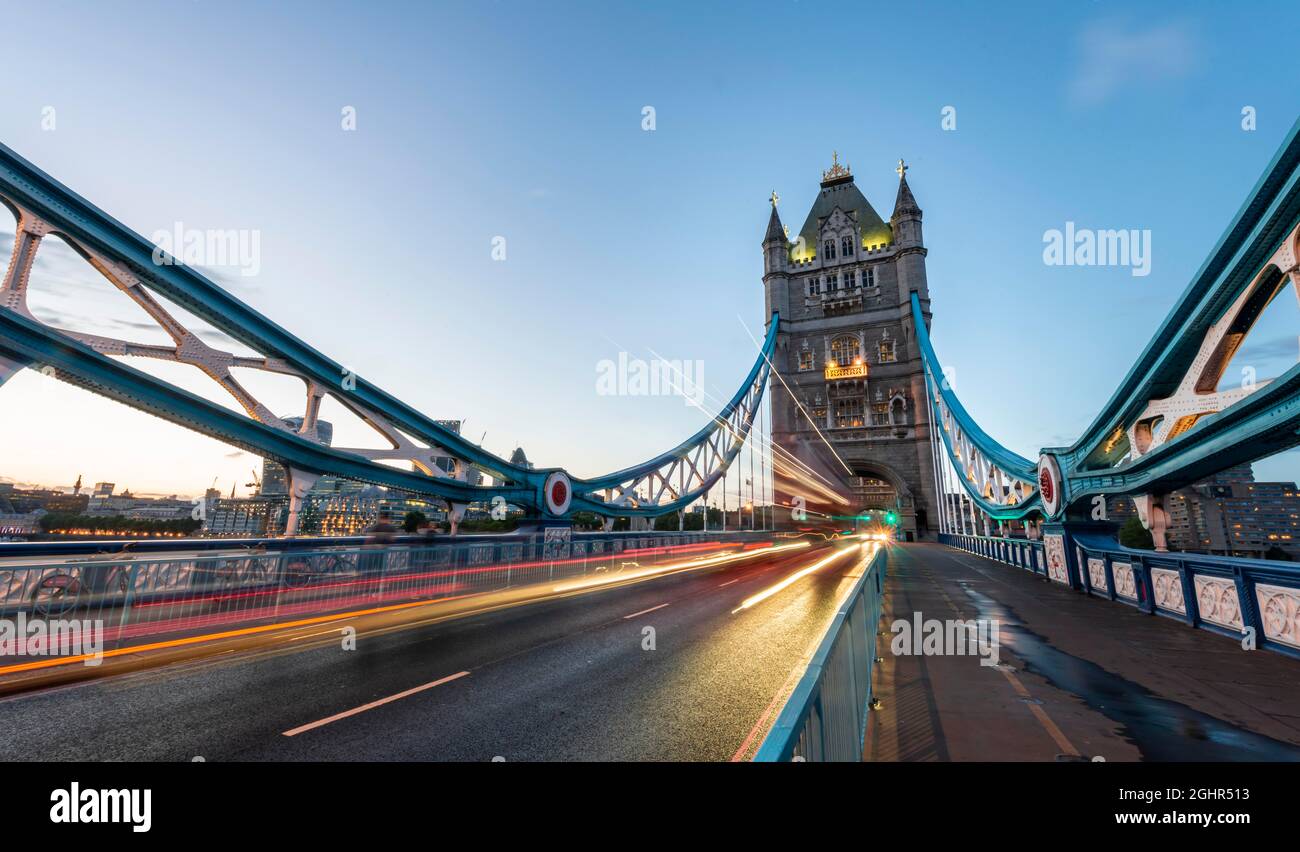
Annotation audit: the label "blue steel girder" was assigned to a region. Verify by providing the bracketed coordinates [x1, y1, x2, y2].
[0, 141, 775, 520]
[1045, 118, 1300, 516]
[911, 292, 1041, 521]
[912, 118, 1300, 523]
[1056, 117, 1300, 478]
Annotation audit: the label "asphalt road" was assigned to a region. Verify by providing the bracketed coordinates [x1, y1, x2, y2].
[0, 540, 873, 761]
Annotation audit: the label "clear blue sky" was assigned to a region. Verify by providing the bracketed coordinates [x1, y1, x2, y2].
[0, 0, 1297, 496]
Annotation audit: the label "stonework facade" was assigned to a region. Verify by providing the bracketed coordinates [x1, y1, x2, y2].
[762, 157, 936, 539]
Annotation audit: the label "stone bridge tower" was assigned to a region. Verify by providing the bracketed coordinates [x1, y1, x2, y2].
[762, 154, 937, 539]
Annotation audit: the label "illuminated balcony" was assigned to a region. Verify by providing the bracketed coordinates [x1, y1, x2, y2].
[824, 361, 868, 381]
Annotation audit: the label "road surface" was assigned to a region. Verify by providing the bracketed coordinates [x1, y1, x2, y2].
[0, 540, 871, 761]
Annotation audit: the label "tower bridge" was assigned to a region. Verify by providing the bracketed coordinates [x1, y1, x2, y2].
[3, 120, 1300, 765]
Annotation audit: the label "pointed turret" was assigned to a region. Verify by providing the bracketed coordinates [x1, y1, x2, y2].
[891, 158, 921, 219]
[889, 158, 928, 307]
[764, 202, 785, 243]
[761, 190, 791, 324]
[890, 159, 924, 251]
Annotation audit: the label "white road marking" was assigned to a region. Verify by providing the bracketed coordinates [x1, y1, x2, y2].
[622, 603, 670, 620]
[282, 670, 470, 736]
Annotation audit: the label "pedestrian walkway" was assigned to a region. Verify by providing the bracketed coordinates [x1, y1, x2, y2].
[866, 543, 1300, 761]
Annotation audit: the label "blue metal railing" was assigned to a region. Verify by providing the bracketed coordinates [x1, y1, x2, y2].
[941, 532, 1300, 659]
[0, 531, 778, 659]
[939, 532, 1047, 575]
[754, 545, 887, 762]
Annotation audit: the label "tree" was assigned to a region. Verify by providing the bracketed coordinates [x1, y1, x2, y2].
[571, 511, 604, 531]
[1118, 515, 1153, 550]
[402, 510, 428, 533]
[653, 513, 680, 531]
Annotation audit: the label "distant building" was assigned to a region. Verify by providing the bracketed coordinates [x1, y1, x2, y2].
[1163, 464, 1300, 558]
[260, 417, 335, 496]
[5, 487, 88, 515]
[0, 510, 42, 536]
[509, 447, 533, 470]
[206, 496, 285, 537]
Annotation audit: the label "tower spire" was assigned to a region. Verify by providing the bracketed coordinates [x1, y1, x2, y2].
[764, 191, 786, 243]
[892, 159, 921, 218]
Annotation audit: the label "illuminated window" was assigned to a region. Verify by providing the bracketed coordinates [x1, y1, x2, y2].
[878, 339, 897, 363]
[798, 350, 814, 372]
[830, 335, 861, 367]
[823, 239, 837, 260]
[840, 235, 853, 258]
[871, 402, 890, 426]
[835, 398, 864, 428]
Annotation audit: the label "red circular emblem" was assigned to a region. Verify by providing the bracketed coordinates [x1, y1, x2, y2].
[543, 471, 573, 515]
[1038, 466, 1054, 505]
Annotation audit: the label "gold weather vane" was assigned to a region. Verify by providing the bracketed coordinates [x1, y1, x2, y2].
[896, 158, 908, 180]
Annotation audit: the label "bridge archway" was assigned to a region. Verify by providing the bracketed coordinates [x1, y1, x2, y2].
[843, 458, 919, 540]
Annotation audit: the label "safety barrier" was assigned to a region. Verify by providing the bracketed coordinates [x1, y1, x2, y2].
[754, 545, 887, 762]
[0, 531, 779, 658]
[941, 531, 1300, 659]
[940, 533, 1046, 575]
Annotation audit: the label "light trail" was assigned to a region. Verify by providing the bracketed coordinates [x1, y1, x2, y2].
[549, 541, 811, 594]
[731, 543, 867, 614]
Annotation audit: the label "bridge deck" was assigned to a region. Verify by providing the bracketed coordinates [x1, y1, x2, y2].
[868, 543, 1300, 762]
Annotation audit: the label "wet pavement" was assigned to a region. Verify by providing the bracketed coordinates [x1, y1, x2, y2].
[868, 543, 1300, 762]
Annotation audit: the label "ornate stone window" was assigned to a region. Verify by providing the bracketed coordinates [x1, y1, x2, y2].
[798, 349, 814, 372]
[835, 398, 864, 428]
[830, 335, 861, 367]
[863, 266, 877, 288]
[878, 338, 897, 363]
[871, 402, 890, 426]
[840, 235, 853, 258]
[823, 239, 837, 261]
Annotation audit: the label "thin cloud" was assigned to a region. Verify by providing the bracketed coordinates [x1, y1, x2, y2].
[1070, 20, 1201, 106]
[1237, 334, 1300, 363]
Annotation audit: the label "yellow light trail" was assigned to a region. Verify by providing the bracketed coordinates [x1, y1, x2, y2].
[550, 541, 811, 593]
[731, 543, 870, 614]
